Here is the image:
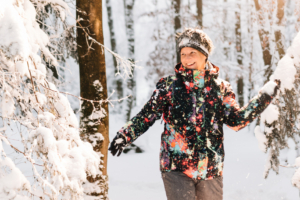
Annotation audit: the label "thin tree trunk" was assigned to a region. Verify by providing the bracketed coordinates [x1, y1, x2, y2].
[296, 1, 300, 32]
[173, 0, 181, 64]
[106, 0, 123, 109]
[76, 0, 109, 198]
[254, 0, 273, 82]
[275, 0, 285, 59]
[248, 0, 254, 102]
[237, 78, 244, 106]
[235, 0, 244, 107]
[122, 0, 144, 154]
[223, 0, 230, 61]
[196, 0, 203, 28]
[124, 0, 136, 122]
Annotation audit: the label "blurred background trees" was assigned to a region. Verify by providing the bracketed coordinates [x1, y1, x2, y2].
[104, 0, 300, 154]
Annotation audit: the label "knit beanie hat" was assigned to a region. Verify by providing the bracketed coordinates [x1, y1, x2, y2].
[177, 28, 214, 58]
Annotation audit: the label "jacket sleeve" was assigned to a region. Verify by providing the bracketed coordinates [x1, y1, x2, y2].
[223, 82, 274, 131]
[117, 77, 168, 144]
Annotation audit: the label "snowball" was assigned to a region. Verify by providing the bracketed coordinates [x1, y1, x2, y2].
[261, 104, 279, 124]
[254, 126, 267, 153]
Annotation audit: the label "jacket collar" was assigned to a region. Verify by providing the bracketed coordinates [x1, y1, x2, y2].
[174, 61, 219, 90]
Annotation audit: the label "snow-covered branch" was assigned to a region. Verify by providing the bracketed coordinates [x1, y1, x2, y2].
[255, 31, 300, 189]
[76, 18, 142, 79]
[0, 0, 105, 199]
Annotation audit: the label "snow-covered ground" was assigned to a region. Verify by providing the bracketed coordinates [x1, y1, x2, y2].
[108, 118, 299, 200]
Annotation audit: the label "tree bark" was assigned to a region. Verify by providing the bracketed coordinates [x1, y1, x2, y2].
[173, 0, 181, 64]
[122, 0, 144, 154]
[248, 0, 254, 102]
[254, 0, 273, 82]
[196, 0, 203, 28]
[275, 0, 285, 59]
[124, 0, 136, 122]
[235, 0, 244, 106]
[106, 0, 123, 108]
[236, 10, 244, 107]
[223, 0, 230, 60]
[76, 0, 109, 198]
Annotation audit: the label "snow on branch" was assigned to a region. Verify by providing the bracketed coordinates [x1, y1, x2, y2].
[76, 18, 142, 79]
[255, 31, 300, 189]
[0, 0, 112, 199]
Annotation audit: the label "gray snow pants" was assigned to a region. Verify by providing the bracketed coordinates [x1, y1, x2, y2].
[161, 171, 223, 200]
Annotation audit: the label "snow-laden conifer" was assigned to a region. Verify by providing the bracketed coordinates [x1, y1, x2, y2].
[0, 0, 103, 199]
[255, 31, 300, 189]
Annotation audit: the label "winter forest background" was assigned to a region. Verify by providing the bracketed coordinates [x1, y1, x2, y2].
[1, 0, 300, 199]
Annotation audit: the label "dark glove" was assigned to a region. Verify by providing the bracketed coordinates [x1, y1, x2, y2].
[273, 79, 281, 96]
[108, 133, 127, 156]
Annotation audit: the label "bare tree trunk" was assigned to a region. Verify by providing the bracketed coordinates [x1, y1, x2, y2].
[123, 0, 144, 154]
[76, 0, 109, 198]
[106, 0, 123, 112]
[196, 0, 203, 28]
[295, 0, 300, 32]
[235, 0, 244, 107]
[223, 0, 230, 61]
[173, 0, 181, 64]
[248, 0, 254, 102]
[124, 0, 136, 122]
[275, 0, 285, 59]
[254, 0, 273, 82]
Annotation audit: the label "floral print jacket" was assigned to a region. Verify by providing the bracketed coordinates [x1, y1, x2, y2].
[117, 62, 273, 180]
